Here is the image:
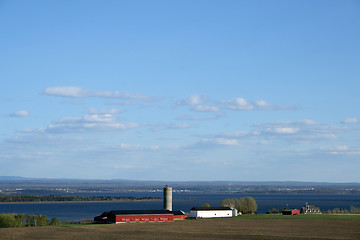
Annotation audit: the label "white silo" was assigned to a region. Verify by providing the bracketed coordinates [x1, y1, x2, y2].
[163, 185, 172, 211]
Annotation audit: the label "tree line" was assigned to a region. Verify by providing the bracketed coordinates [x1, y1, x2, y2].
[0, 194, 159, 203]
[326, 206, 360, 214]
[0, 213, 60, 228]
[220, 196, 257, 214]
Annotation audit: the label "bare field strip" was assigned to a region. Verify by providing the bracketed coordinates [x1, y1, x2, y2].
[1, 218, 360, 240]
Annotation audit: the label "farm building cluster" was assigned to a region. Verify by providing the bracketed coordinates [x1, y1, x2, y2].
[94, 186, 237, 224]
[94, 186, 321, 223]
[282, 203, 321, 215]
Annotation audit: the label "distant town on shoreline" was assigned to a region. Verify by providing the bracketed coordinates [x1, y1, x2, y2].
[1, 176, 359, 195]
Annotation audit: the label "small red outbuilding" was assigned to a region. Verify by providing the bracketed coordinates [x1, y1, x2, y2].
[282, 209, 300, 215]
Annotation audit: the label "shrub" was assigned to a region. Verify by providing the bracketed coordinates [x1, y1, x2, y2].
[0, 214, 18, 228]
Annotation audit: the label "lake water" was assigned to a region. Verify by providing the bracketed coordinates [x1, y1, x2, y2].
[0, 192, 359, 221]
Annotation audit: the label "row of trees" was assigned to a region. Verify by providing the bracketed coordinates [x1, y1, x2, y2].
[266, 208, 281, 214]
[327, 206, 360, 214]
[0, 194, 159, 203]
[0, 213, 60, 228]
[220, 196, 257, 214]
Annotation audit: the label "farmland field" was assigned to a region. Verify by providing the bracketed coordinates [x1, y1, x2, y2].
[1, 216, 359, 240]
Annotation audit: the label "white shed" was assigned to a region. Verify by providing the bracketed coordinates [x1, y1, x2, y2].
[190, 207, 237, 218]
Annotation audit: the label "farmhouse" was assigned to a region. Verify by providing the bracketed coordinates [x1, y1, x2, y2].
[282, 209, 300, 215]
[300, 203, 321, 214]
[190, 207, 237, 218]
[94, 210, 185, 223]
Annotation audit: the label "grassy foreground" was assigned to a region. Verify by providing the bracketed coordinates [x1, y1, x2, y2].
[1, 215, 359, 240]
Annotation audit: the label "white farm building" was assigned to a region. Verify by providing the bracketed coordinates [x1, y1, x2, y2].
[190, 207, 237, 218]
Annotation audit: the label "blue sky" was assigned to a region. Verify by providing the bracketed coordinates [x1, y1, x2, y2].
[1, 0, 359, 182]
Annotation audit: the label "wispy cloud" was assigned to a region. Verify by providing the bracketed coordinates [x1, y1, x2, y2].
[110, 143, 161, 151]
[251, 120, 350, 142]
[177, 95, 294, 114]
[220, 98, 291, 111]
[318, 145, 360, 155]
[88, 108, 122, 115]
[342, 117, 359, 124]
[186, 138, 240, 150]
[206, 120, 351, 145]
[24, 114, 140, 134]
[43, 86, 159, 102]
[176, 94, 204, 106]
[320, 145, 349, 151]
[150, 123, 196, 131]
[177, 112, 225, 121]
[43, 86, 86, 97]
[192, 105, 220, 112]
[9, 110, 29, 117]
[105, 100, 138, 106]
[177, 95, 220, 113]
[4, 134, 83, 147]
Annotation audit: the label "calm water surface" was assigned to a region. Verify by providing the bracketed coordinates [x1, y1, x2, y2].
[0, 192, 359, 221]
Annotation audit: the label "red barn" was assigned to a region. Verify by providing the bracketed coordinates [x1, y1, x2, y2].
[282, 209, 300, 215]
[94, 210, 185, 223]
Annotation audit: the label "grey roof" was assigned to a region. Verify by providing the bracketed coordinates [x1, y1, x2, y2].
[172, 210, 186, 216]
[190, 207, 233, 211]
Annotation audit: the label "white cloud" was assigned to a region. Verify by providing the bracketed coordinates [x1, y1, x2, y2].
[178, 95, 220, 112]
[186, 137, 240, 150]
[188, 95, 202, 105]
[216, 138, 239, 146]
[44, 114, 140, 133]
[177, 94, 204, 106]
[17, 152, 53, 160]
[254, 100, 273, 109]
[88, 108, 122, 115]
[298, 119, 318, 125]
[43, 86, 157, 101]
[317, 145, 360, 155]
[320, 145, 349, 151]
[222, 98, 254, 110]
[211, 120, 350, 145]
[192, 105, 220, 112]
[150, 123, 196, 131]
[334, 145, 350, 151]
[177, 96, 292, 116]
[265, 127, 299, 134]
[9, 110, 29, 117]
[43, 86, 86, 97]
[253, 120, 349, 142]
[220, 97, 288, 111]
[342, 118, 359, 124]
[107, 143, 162, 151]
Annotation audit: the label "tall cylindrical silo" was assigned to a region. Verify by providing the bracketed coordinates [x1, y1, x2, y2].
[163, 186, 172, 211]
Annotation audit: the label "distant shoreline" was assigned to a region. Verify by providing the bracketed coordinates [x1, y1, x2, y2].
[0, 199, 161, 204]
